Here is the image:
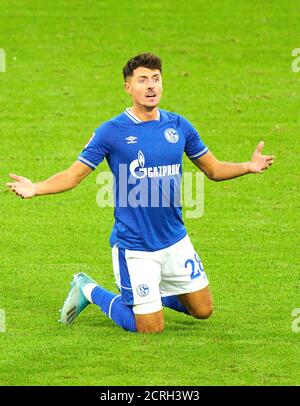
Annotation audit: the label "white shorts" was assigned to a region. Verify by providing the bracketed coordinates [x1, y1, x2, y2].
[112, 235, 209, 315]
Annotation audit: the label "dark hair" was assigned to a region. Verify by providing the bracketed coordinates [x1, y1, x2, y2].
[122, 53, 162, 80]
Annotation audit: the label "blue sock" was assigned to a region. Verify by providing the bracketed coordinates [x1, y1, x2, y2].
[91, 286, 136, 332]
[161, 295, 190, 315]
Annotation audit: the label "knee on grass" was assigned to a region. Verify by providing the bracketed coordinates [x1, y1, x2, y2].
[136, 324, 164, 334]
[135, 310, 164, 334]
[190, 304, 213, 319]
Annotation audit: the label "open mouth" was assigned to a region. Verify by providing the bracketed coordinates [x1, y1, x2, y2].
[146, 94, 156, 99]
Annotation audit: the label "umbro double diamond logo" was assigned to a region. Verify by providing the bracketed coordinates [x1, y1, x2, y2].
[125, 136, 137, 144]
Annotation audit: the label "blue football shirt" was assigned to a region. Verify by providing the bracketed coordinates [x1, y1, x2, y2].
[78, 108, 208, 251]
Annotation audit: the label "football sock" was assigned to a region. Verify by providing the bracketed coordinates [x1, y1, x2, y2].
[161, 295, 190, 315]
[91, 286, 137, 332]
[82, 283, 98, 303]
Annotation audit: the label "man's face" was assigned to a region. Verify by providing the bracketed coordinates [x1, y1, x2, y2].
[124, 67, 162, 109]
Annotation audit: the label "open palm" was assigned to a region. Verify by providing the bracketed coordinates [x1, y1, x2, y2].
[6, 174, 36, 198]
[249, 141, 275, 173]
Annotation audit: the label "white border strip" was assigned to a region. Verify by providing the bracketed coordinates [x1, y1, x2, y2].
[189, 147, 209, 159]
[125, 108, 141, 123]
[108, 295, 121, 319]
[78, 156, 97, 169]
[125, 108, 160, 123]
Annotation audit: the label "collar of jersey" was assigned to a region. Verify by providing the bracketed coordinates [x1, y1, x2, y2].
[125, 108, 160, 124]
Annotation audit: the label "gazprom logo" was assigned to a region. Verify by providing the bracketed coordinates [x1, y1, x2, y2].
[138, 150, 145, 167]
[129, 150, 181, 179]
[129, 150, 147, 179]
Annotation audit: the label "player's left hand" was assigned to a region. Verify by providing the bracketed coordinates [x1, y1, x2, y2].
[248, 141, 275, 173]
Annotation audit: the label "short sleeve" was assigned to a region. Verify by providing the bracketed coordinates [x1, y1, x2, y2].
[77, 122, 112, 170]
[180, 116, 208, 160]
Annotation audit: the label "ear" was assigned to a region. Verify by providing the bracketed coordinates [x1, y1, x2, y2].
[124, 81, 131, 95]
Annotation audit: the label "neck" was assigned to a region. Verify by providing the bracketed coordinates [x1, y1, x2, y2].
[130, 105, 158, 122]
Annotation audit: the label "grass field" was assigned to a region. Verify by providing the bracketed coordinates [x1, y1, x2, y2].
[0, 0, 299, 386]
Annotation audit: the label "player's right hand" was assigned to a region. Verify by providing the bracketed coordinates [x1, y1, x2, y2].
[6, 174, 36, 199]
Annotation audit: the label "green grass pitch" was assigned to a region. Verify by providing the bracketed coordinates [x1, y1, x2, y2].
[0, 0, 299, 385]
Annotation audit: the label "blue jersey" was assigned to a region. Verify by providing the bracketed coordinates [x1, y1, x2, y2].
[78, 108, 208, 251]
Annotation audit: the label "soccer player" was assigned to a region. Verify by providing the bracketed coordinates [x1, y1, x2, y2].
[7, 53, 274, 334]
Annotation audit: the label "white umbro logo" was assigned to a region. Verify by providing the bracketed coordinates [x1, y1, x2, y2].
[126, 136, 137, 144]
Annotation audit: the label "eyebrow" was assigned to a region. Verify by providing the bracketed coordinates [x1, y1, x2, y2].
[137, 74, 160, 79]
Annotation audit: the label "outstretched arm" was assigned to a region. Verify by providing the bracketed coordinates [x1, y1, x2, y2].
[193, 141, 275, 181]
[6, 160, 93, 199]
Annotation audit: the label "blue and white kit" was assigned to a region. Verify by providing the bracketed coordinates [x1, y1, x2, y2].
[78, 108, 209, 312]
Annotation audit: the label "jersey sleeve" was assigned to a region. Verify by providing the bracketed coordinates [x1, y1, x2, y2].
[77, 122, 112, 170]
[180, 116, 208, 160]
